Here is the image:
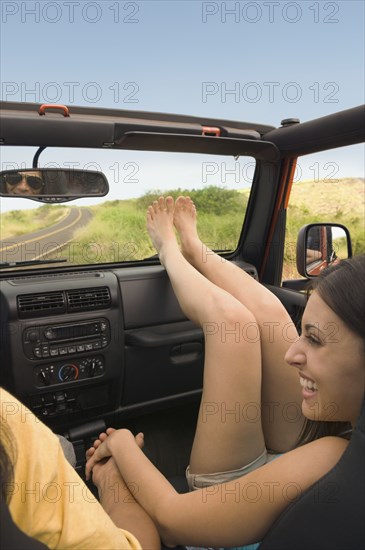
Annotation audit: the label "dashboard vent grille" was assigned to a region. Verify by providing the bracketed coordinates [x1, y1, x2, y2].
[67, 287, 111, 312]
[17, 292, 66, 318]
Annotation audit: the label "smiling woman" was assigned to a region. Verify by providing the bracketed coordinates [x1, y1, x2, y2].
[293, 256, 365, 445]
[0, 100, 363, 550]
[0, 0, 364, 546]
[85, 198, 365, 550]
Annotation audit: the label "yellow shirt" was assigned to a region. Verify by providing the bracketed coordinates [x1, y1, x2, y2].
[0, 387, 142, 549]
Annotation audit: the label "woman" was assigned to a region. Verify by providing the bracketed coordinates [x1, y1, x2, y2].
[86, 196, 365, 549]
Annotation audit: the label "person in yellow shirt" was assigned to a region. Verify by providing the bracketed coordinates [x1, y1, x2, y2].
[0, 387, 160, 549]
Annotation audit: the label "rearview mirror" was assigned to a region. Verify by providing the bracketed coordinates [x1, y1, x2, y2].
[296, 223, 352, 277]
[0, 169, 109, 203]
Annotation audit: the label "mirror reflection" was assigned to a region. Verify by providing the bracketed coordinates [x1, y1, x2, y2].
[0, 169, 109, 202]
[306, 224, 348, 276]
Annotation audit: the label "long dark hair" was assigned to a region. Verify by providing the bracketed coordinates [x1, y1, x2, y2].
[297, 254, 365, 446]
[0, 422, 16, 503]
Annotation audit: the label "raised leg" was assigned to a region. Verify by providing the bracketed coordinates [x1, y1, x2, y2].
[147, 197, 265, 474]
[174, 196, 304, 452]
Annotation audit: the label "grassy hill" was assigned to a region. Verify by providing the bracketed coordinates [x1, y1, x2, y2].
[1, 179, 363, 278]
[284, 177, 364, 278]
[0, 205, 68, 240]
[289, 177, 363, 221]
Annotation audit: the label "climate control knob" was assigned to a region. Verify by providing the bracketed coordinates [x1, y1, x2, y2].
[59, 364, 79, 382]
[79, 357, 104, 377]
[38, 369, 50, 386]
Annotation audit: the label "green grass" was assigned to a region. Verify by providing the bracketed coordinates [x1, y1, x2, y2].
[70, 188, 247, 263]
[283, 178, 364, 278]
[0, 205, 68, 240]
[72, 179, 364, 269]
[71, 200, 155, 262]
[1, 180, 363, 276]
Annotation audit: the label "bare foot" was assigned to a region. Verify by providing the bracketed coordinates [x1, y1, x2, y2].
[173, 196, 201, 261]
[86, 428, 144, 462]
[146, 196, 177, 265]
[90, 455, 139, 510]
[91, 455, 121, 494]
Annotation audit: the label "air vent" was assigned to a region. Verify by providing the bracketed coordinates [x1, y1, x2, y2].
[17, 292, 66, 318]
[67, 287, 111, 312]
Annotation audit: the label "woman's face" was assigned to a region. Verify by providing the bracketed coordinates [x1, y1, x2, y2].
[285, 291, 364, 426]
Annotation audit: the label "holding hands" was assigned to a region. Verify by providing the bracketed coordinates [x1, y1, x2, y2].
[85, 428, 144, 481]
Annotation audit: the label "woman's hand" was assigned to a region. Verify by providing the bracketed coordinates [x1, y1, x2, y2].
[85, 444, 161, 550]
[85, 428, 144, 480]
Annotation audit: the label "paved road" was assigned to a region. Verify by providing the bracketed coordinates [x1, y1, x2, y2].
[0, 208, 92, 265]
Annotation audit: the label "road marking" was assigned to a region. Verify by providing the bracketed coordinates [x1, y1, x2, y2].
[0, 209, 83, 253]
[34, 237, 74, 260]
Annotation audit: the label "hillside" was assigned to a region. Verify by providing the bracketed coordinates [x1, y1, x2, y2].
[289, 177, 364, 219]
[1, 179, 363, 277]
[284, 177, 364, 278]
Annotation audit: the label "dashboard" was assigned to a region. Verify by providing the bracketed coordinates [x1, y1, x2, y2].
[0, 271, 122, 423]
[0, 262, 258, 429]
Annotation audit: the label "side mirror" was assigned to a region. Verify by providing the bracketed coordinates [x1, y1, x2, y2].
[0, 169, 109, 203]
[296, 223, 352, 278]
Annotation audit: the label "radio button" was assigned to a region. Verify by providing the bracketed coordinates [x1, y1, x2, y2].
[27, 330, 39, 342]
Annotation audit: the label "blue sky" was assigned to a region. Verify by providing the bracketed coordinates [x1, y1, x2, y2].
[0, 0, 364, 210]
[1, 1, 364, 122]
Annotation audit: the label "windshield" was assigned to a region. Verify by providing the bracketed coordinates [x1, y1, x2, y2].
[0, 147, 255, 270]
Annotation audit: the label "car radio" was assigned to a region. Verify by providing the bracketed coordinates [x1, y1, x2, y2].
[22, 319, 110, 360]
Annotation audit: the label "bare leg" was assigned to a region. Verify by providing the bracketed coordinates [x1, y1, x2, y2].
[147, 197, 265, 473]
[174, 196, 304, 452]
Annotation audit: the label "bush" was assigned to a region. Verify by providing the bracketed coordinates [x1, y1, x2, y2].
[136, 186, 246, 216]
